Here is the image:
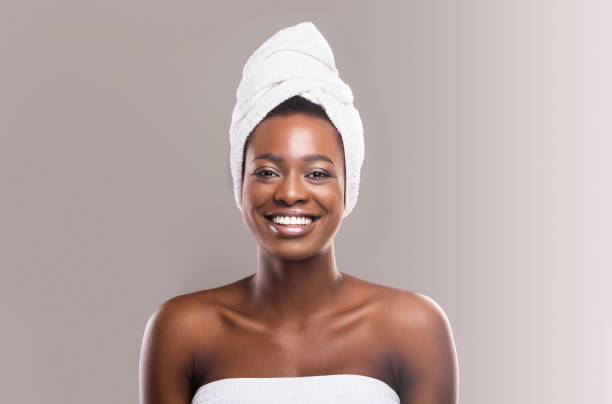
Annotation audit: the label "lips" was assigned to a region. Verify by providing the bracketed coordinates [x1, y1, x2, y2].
[263, 214, 318, 222]
[262, 214, 321, 237]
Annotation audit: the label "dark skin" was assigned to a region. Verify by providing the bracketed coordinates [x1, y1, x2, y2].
[139, 114, 459, 404]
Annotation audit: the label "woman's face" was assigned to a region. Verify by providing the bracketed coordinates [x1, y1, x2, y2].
[242, 113, 345, 260]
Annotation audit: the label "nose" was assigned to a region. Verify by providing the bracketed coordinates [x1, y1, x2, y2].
[274, 170, 309, 206]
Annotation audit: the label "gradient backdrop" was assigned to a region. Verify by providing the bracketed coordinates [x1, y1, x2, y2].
[1, 1, 610, 403]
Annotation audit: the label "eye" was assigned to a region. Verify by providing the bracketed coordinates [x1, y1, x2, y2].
[307, 170, 331, 179]
[254, 168, 278, 177]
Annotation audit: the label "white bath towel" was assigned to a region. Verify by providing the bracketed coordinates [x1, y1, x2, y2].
[191, 374, 400, 403]
[229, 21, 365, 218]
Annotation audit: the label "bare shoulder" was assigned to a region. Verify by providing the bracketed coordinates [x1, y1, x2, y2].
[146, 292, 207, 331]
[375, 288, 458, 403]
[139, 289, 227, 403]
[143, 274, 260, 352]
[140, 291, 219, 370]
[383, 289, 452, 333]
[344, 274, 449, 326]
[144, 287, 228, 348]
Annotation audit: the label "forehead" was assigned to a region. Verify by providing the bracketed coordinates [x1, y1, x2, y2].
[247, 114, 343, 160]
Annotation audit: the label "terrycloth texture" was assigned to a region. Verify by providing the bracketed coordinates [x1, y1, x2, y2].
[191, 374, 400, 404]
[229, 22, 365, 218]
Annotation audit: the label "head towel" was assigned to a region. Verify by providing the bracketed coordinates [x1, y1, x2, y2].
[229, 21, 365, 218]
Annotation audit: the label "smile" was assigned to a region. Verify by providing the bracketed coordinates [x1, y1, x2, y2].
[263, 215, 321, 237]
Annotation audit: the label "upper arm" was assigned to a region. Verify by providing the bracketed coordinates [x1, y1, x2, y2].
[391, 292, 459, 404]
[139, 297, 197, 404]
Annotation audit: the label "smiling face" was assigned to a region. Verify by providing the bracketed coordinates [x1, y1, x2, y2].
[241, 113, 346, 260]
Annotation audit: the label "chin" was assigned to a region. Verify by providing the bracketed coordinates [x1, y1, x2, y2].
[260, 240, 325, 261]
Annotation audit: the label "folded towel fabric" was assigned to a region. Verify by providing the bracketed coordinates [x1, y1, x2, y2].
[229, 21, 365, 218]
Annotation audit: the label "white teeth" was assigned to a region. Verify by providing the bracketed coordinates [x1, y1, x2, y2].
[271, 216, 313, 226]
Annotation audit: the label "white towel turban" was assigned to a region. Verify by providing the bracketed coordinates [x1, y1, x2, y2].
[229, 21, 365, 218]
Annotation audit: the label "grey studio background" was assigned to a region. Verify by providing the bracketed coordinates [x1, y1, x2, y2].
[1, 1, 610, 403]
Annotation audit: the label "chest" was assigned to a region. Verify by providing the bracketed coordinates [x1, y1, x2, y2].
[193, 313, 399, 392]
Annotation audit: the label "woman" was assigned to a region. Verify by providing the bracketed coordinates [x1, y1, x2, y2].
[139, 22, 458, 404]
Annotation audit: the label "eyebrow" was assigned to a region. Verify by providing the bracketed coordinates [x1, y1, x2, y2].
[252, 153, 335, 166]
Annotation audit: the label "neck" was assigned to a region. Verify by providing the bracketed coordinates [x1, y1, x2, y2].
[248, 242, 345, 327]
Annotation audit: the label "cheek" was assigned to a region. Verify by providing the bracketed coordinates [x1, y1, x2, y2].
[313, 182, 344, 211]
[241, 181, 268, 234]
[242, 178, 268, 207]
